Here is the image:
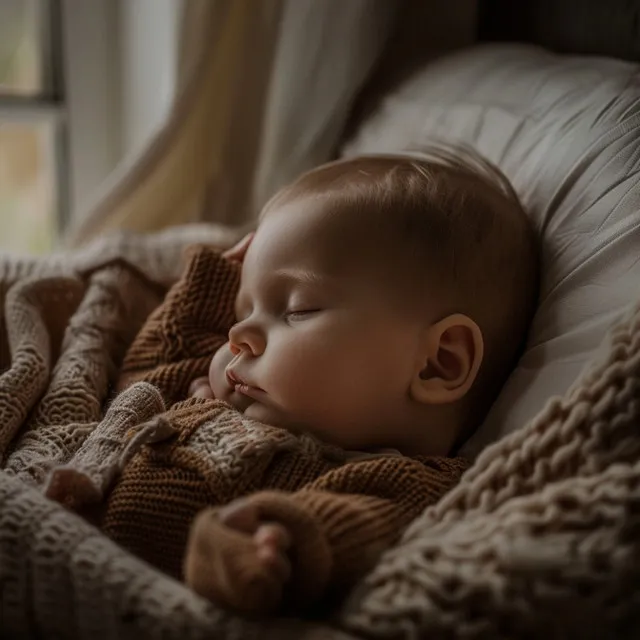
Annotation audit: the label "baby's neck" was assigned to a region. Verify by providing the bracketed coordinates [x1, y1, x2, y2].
[386, 404, 462, 458]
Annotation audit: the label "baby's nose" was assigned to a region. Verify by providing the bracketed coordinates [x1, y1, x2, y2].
[228, 319, 266, 356]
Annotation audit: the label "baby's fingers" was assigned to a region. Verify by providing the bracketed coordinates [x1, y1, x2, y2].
[255, 522, 291, 550]
[219, 499, 260, 533]
[222, 232, 254, 262]
[255, 523, 292, 583]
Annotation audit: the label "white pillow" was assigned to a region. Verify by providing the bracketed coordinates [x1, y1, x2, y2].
[342, 43, 640, 457]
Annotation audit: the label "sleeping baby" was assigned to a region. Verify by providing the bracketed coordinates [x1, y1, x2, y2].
[104, 147, 539, 616]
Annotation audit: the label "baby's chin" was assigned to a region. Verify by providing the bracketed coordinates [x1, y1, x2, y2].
[216, 387, 288, 428]
[242, 401, 295, 432]
[225, 393, 254, 413]
[222, 391, 348, 446]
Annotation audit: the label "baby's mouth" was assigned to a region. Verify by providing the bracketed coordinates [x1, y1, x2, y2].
[225, 369, 265, 400]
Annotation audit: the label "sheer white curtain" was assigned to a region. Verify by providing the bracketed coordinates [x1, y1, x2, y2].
[67, 0, 398, 246]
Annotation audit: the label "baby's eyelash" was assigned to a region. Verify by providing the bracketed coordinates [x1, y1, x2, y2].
[284, 308, 321, 320]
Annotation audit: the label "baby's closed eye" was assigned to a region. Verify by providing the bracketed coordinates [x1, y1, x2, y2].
[284, 308, 322, 322]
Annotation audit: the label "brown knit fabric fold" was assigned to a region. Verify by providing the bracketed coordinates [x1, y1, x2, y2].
[101, 397, 468, 611]
[116, 245, 240, 405]
[242, 456, 468, 602]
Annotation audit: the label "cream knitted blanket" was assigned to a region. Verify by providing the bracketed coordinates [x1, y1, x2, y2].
[0, 228, 638, 639]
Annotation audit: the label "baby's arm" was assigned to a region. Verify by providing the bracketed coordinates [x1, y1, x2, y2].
[184, 456, 468, 614]
[186, 233, 253, 400]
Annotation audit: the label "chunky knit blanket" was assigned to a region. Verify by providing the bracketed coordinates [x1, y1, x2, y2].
[0, 227, 639, 639]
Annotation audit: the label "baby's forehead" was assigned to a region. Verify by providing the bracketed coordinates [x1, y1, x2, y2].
[242, 224, 376, 300]
[244, 210, 418, 308]
[252, 198, 365, 261]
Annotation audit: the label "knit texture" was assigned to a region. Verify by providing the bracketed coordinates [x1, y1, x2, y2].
[116, 244, 240, 405]
[102, 244, 466, 613]
[101, 398, 465, 613]
[0, 226, 639, 638]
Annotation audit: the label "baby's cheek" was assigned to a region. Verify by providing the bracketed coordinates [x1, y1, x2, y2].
[275, 339, 341, 404]
[209, 343, 233, 397]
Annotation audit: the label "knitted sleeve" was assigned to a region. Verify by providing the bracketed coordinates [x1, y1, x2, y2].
[116, 245, 240, 404]
[194, 455, 468, 613]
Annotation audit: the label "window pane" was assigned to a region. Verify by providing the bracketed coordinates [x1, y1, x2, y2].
[0, 119, 57, 254]
[0, 0, 45, 96]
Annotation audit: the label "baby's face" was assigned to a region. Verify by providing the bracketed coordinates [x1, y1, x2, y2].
[209, 198, 428, 451]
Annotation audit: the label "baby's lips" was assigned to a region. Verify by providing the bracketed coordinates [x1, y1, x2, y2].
[226, 367, 263, 392]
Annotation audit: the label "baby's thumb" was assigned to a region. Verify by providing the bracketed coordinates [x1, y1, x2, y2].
[219, 499, 261, 533]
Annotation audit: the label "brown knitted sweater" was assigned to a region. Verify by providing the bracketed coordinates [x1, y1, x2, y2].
[105, 245, 468, 614]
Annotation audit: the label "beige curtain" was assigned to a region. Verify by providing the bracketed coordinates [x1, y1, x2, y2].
[66, 0, 398, 247]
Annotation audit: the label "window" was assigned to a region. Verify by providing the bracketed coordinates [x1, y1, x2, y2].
[0, 0, 179, 254]
[0, 0, 64, 254]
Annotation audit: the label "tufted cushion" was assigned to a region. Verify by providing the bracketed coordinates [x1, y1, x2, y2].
[343, 43, 640, 456]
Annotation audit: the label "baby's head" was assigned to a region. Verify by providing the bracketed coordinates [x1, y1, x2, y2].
[209, 148, 538, 455]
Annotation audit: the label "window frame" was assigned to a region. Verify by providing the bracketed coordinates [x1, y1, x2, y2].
[0, 0, 69, 234]
[1, 0, 179, 240]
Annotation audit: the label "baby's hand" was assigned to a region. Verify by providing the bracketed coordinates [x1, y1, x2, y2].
[222, 232, 254, 263]
[188, 376, 214, 399]
[184, 499, 292, 615]
[220, 499, 292, 582]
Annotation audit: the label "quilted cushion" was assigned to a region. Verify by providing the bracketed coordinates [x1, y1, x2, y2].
[342, 43, 640, 456]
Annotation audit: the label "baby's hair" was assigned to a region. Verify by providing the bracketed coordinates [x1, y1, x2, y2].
[263, 144, 540, 439]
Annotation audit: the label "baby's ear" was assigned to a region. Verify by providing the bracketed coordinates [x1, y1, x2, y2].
[410, 314, 483, 405]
